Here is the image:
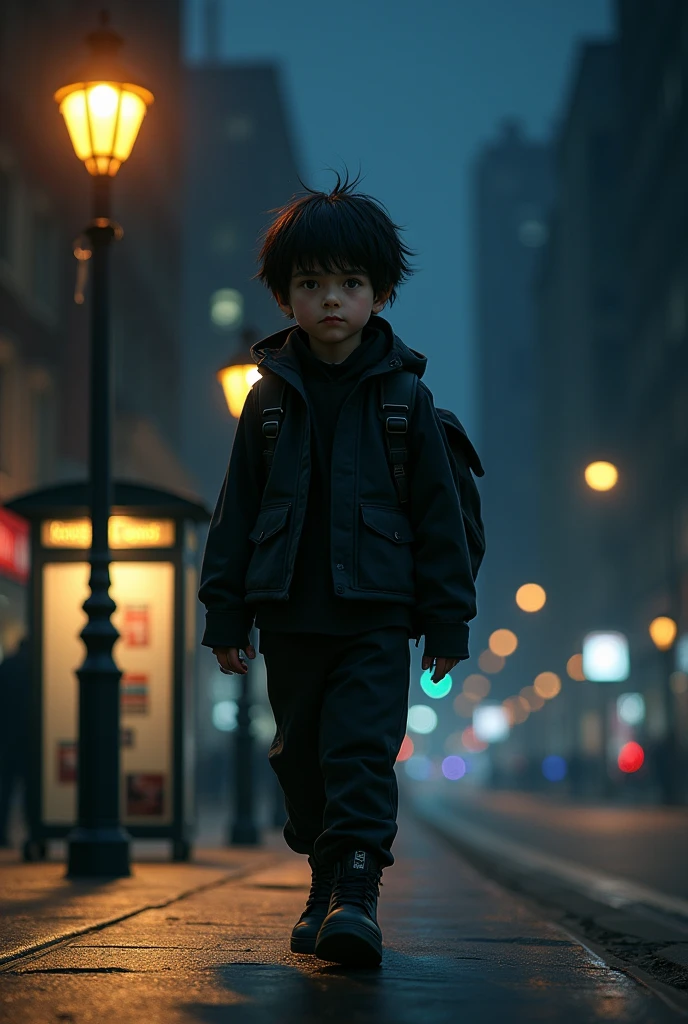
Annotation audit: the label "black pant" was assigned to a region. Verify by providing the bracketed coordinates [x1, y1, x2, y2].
[260, 627, 410, 868]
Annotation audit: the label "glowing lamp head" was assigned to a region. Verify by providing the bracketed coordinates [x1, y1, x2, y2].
[584, 461, 618, 491]
[54, 15, 153, 177]
[649, 616, 677, 651]
[217, 363, 262, 419]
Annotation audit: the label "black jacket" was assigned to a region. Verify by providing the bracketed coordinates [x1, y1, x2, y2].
[199, 315, 477, 658]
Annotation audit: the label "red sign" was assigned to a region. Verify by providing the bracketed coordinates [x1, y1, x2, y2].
[0, 507, 29, 583]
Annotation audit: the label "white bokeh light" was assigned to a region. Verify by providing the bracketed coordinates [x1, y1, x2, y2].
[407, 704, 438, 735]
[583, 631, 630, 682]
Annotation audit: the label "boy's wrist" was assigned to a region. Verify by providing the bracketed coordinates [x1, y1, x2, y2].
[422, 621, 469, 662]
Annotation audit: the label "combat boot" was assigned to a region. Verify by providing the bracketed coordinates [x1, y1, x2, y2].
[314, 849, 382, 967]
[290, 857, 336, 954]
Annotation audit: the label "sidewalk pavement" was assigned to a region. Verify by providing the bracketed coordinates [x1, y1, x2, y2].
[1, 819, 683, 1023]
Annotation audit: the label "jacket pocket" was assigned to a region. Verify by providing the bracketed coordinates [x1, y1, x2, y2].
[357, 505, 415, 596]
[245, 504, 291, 592]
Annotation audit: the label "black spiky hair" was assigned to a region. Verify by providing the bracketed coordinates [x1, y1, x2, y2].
[256, 170, 415, 306]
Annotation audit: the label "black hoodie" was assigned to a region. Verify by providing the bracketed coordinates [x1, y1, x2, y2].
[199, 316, 477, 659]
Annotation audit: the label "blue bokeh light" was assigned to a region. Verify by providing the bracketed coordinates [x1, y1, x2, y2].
[404, 755, 434, 781]
[542, 754, 567, 782]
[441, 755, 467, 780]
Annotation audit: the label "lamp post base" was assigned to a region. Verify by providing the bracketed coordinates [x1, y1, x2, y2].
[67, 826, 131, 877]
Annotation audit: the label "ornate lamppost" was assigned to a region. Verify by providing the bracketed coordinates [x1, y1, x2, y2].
[54, 12, 153, 876]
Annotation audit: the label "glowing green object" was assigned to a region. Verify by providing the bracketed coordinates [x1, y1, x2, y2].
[420, 668, 453, 699]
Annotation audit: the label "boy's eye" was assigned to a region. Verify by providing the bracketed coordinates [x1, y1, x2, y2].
[344, 278, 363, 288]
[300, 280, 318, 289]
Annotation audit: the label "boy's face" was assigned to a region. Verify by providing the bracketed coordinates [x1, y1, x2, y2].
[277, 265, 391, 351]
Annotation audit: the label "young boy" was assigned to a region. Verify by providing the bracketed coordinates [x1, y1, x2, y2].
[199, 174, 477, 967]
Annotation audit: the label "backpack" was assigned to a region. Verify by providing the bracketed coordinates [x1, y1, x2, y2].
[257, 370, 486, 582]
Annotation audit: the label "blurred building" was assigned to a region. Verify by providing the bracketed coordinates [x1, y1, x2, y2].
[182, 61, 302, 505]
[472, 119, 554, 695]
[533, 42, 623, 790]
[0, 0, 195, 650]
[616, 0, 688, 794]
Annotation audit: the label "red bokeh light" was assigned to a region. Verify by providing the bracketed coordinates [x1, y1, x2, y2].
[397, 734, 414, 763]
[461, 726, 488, 754]
[618, 741, 644, 773]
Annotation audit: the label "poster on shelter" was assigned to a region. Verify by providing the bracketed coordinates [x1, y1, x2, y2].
[121, 673, 149, 714]
[126, 773, 165, 816]
[122, 605, 150, 647]
[57, 741, 77, 784]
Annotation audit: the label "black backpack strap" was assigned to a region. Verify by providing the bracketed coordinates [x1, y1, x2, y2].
[258, 373, 286, 474]
[380, 371, 418, 505]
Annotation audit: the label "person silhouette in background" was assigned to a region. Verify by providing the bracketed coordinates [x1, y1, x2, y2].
[0, 636, 30, 847]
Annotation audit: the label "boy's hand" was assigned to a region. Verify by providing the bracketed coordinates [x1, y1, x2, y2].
[422, 655, 460, 683]
[213, 645, 256, 675]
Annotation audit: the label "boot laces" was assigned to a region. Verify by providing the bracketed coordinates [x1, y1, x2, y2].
[330, 872, 381, 915]
[305, 865, 335, 909]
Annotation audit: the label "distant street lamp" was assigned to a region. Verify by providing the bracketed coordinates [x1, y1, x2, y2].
[218, 330, 261, 846]
[584, 461, 618, 492]
[55, 12, 153, 877]
[649, 615, 680, 804]
[649, 616, 677, 651]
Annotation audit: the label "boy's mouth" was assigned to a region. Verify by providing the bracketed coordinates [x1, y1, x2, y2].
[321, 316, 344, 323]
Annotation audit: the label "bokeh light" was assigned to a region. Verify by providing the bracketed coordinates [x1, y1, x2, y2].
[516, 583, 547, 612]
[442, 755, 467, 780]
[212, 700, 238, 732]
[453, 693, 475, 717]
[463, 673, 491, 701]
[404, 755, 433, 781]
[407, 704, 438, 735]
[533, 672, 562, 700]
[396, 734, 414, 762]
[473, 705, 510, 743]
[649, 616, 677, 651]
[566, 653, 586, 681]
[489, 629, 518, 657]
[520, 686, 545, 711]
[503, 696, 530, 725]
[461, 725, 488, 753]
[617, 693, 645, 726]
[584, 460, 618, 491]
[582, 631, 630, 683]
[478, 649, 506, 674]
[542, 755, 567, 782]
[618, 741, 645, 773]
[420, 668, 453, 699]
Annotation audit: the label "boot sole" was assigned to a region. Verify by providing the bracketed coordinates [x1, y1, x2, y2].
[290, 934, 317, 954]
[315, 922, 382, 967]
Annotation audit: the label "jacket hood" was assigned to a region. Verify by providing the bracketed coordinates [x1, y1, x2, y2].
[250, 315, 427, 380]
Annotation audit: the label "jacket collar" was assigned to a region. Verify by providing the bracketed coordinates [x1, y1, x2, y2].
[251, 316, 428, 388]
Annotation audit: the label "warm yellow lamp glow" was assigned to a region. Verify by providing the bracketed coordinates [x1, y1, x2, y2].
[478, 649, 506, 674]
[566, 653, 586, 681]
[584, 461, 618, 491]
[516, 583, 547, 612]
[533, 671, 562, 700]
[55, 79, 153, 176]
[462, 674, 491, 701]
[649, 616, 677, 651]
[217, 364, 262, 419]
[489, 628, 518, 657]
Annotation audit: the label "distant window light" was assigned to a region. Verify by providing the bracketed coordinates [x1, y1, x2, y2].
[518, 219, 548, 247]
[210, 288, 244, 329]
[223, 115, 254, 142]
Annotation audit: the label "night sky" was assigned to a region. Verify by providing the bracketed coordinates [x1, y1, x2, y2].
[185, 0, 613, 436]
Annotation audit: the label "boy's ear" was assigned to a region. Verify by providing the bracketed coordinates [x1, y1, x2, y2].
[276, 294, 294, 319]
[372, 286, 393, 314]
